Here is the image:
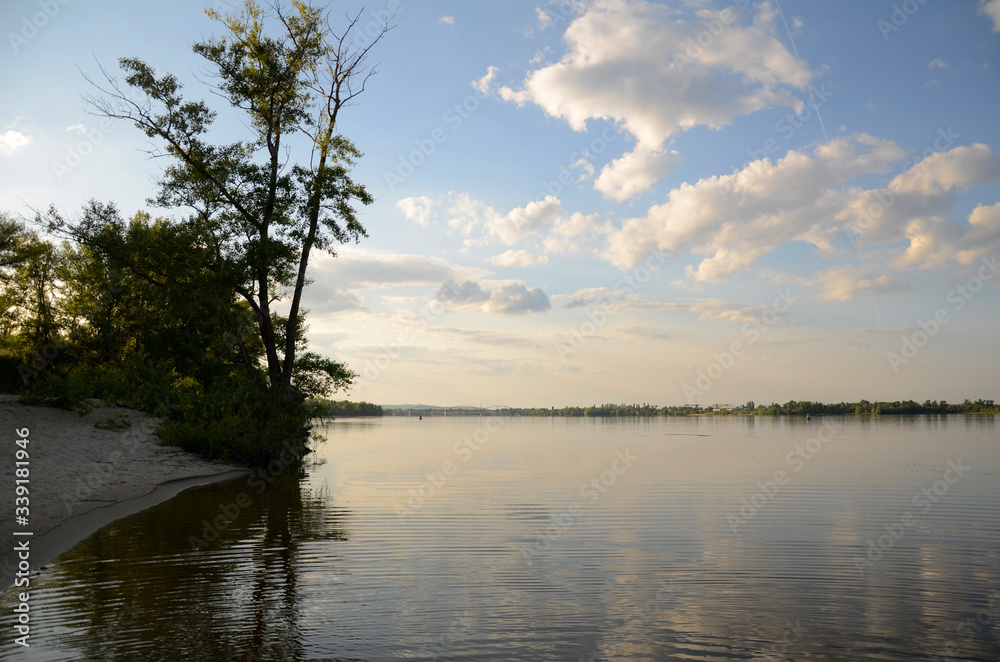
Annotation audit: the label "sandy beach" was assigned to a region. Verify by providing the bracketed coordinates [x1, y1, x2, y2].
[0, 396, 248, 588]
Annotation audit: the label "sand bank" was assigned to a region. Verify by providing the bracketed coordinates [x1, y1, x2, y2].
[0, 396, 248, 588]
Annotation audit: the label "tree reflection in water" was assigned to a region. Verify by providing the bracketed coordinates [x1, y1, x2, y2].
[26, 470, 349, 661]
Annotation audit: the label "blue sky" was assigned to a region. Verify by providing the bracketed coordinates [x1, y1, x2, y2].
[2, 0, 1000, 407]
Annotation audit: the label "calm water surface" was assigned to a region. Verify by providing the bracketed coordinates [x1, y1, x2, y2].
[3, 415, 999, 660]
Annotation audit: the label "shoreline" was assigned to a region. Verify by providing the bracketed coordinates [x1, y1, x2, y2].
[1, 396, 250, 589]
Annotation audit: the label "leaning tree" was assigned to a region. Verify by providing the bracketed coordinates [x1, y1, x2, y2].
[83, 0, 388, 401]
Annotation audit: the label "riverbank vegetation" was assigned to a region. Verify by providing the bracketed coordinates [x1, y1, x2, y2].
[384, 399, 999, 417]
[314, 400, 383, 417]
[0, 1, 386, 468]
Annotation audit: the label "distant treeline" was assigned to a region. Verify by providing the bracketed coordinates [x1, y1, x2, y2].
[747, 399, 999, 415]
[315, 400, 383, 417]
[385, 400, 999, 417]
[386, 403, 681, 417]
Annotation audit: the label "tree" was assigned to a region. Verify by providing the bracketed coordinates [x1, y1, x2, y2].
[81, 0, 386, 401]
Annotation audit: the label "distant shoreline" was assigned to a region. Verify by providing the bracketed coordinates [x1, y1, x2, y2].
[376, 399, 999, 417]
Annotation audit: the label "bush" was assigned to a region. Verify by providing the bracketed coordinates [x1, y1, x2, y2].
[19, 354, 315, 471]
[156, 373, 313, 469]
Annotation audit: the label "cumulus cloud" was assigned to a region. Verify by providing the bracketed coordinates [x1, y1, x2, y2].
[542, 211, 604, 253]
[408, 192, 587, 250]
[808, 266, 910, 301]
[485, 283, 552, 315]
[439, 15, 455, 25]
[438, 279, 551, 315]
[594, 147, 680, 201]
[500, 0, 814, 199]
[310, 248, 485, 291]
[601, 135, 1000, 283]
[980, 0, 1000, 31]
[0, 130, 31, 155]
[488, 249, 549, 268]
[895, 202, 1000, 269]
[884, 143, 999, 197]
[309, 288, 369, 314]
[493, 196, 563, 244]
[444, 192, 498, 236]
[536, 7, 552, 29]
[440, 279, 491, 304]
[473, 66, 500, 95]
[397, 196, 436, 226]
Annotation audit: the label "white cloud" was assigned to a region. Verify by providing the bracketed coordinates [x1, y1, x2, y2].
[408, 192, 608, 254]
[488, 249, 550, 268]
[808, 266, 909, 301]
[310, 247, 485, 291]
[66, 123, 88, 136]
[473, 66, 500, 95]
[895, 202, 1000, 269]
[536, 6, 552, 29]
[686, 298, 784, 325]
[499, 0, 813, 199]
[980, 0, 1000, 32]
[0, 130, 32, 156]
[569, 156, 595, 180]
[601, 135, 1000, 283]
[444, 192, 497, 236]
[501, 1, 811, 145]
[491, 196, 563, 245]
[542, 211, 604, 254]
[529, 47, 551, 65]
[486, 283, 552, 315]
[439, 16, 455, 25]
[429, 192, 565, 246]
[396, 195, 436, 226]
[885, 143, 999, 197]
[594, 146, 680, 201]
[309, 288, 369, 314]
[927, 58, 948, 70]
[439, 279, 551, 315]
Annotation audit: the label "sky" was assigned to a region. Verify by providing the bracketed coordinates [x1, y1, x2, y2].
[2, 0, 1000, 407]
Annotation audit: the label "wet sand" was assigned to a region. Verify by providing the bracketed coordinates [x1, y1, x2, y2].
[0, 396, 249, 588]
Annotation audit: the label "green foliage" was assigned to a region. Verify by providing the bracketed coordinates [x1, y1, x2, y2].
[157, 374, 311, 468]
[87, 0, 381, 397]
[2, 1, 383, 469]
[315, 400, 383, 417]
[386, 400, 1000, 418]
[749, 399, 999, 415]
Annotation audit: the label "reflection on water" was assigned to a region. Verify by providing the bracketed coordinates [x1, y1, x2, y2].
[2, 415, 998, 661]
